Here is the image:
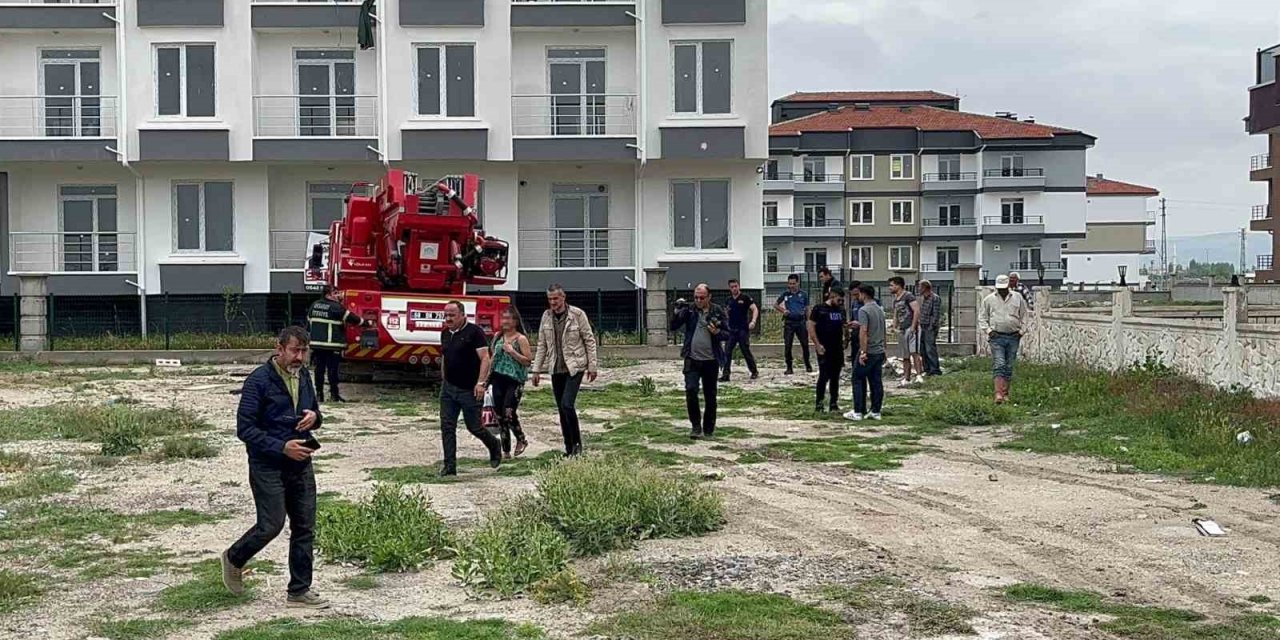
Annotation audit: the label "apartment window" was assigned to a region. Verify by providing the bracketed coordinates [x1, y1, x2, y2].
[553, 184, 610, 268]
[849, 200, 873, 225]
[938, 204, 961, 226]
[40, 49, 102, 137]
[850, 246, 873, 270]
[1001, 198, 1025, 224]
[295, 49, 356, 136]
[891, 200, 914, 224]
[937, 246, 960, 271]
[889, 246, 913, 270]
[174, 181, 233, 252]
[890, 154, 915, 180]
[765, 248, 779, 273]
[308, 183, 348, 231]
[673, 41, 731, 115]
[804, 248, 828, 273]
[764, 159, 780, 180]
[801, 203, 827, 228]
[1000, 155, 1025, 177]
[1017, 246, 1042, 270]
[672, 179, 730, 250]
[938, 155, 961, 180]
[59, 185, 118, 272]
[548, 48, 606, 136]
[414, 44, 475, 118]
[849, 155, 873, 180]
[155, 44, 215, 117]
[762, 202, 778, 227]
[802, 157, 824, 182]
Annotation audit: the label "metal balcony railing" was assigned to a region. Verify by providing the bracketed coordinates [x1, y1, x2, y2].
[1144, 239, 1157, 252]
[922, 172, 978, 181]
[983, 215, 1045, 225]
[1252, 154, 1272, 171]
[1259, 254, 1275, 271]
[517, 228, 635, 269]
[921, 218, 977, 226]
[764, 171, 793, 181]
[1253, 205, 1271, 220]
[10, 232, 135, 274]
[511, 94, 636, 137]
[799, 173, 844, 183]
[0, 96, 118, 138]
[250, 0, 357, 3]
[920, 263, 957, 272]
[270, 230, 328, 270]
[1009, 261, 1064, 271]
[763, 218, 846, 228]
[512, 0, 617, 3]
[765, 263, 845, 275]
[983, 168, 1045, 178]
[253, 95, 378, 138]
[1, 1, 116, 3]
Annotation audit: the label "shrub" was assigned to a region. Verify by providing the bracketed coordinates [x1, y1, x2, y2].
[530, 569, 591, 606]
[452, 500, 569, 597]
[316, 484, 454, 572]
[100, 419, 146, 457]
[637, 376, 657, 398]
[922, 393, 1013, 426]
[536, 455, 724, 556]
[155, 438, 218, 461]
[0, 569, 42, 613]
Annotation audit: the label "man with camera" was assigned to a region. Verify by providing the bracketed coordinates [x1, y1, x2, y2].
[671, 284, 726, 439]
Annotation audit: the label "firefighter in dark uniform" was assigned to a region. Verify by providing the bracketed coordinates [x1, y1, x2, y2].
[306, 286, 362, 403]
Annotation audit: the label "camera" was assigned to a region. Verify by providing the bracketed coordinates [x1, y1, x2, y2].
[674, 298, 689, 310]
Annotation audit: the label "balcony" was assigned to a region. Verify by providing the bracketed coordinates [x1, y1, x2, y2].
[270, 230, 326, 270]
[10, 232, 136, 274]
[517, 228, 635, 269]
[920, 217, 978, 239]
[1259, 255, 1275, 272]
[402, 0, 484, 27]
[1009, 261, 1065, 281]
[1251, 205, 1274, 232]
[0, 95, 118, 161]
[1248, 52, 1280, 134]
[982, 168, 1046, 191]
[511, 94, 637, 161]
[511, 0, 636, 28]
[919, 264, 957, 281]
[982, 215, 1045, 237]
[763, 218, 845, 240]
[921, 172, 979, 193]
[1251, 154, 1274, 182]
[0, 0, 117, 30]
[765, 264, 843, 284]
[1143, 239, 1156, 254]
[251, 0, 361, 29]
[763, 171, 794, 193]
[252, 95, 379, 161]
[795, 173, 845, 194]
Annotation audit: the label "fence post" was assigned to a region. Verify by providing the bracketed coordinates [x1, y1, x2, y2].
[643, 268, 670, 347]
[952, 264, 981, 350]
[45, 293, 54, 352]
[1223, 286, 1244, 387]
[11, 293, 18, 352]
[595, 289, 603, 330]
[164, 292, 171, 351]
[287, 290, 294, 328]
[1111, 289, 1133, 371]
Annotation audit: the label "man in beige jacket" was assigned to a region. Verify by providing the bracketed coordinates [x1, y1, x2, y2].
[532, 284, 600, 455]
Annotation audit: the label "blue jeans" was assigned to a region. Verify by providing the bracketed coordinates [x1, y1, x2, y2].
[990, 333, 1021, 380]
[852, 352, 885, 415]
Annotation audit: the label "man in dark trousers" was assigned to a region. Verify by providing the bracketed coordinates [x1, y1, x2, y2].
[439, 301, 503, 476]
[221, 326, 328, 609]
[774, 274, 812, 375]
[846, 284, 887, 422]
[809, 286, 847, 413]
[672, 284, 725, 439]
[306, 286, 363, 403]
[719, 279, 759, 382]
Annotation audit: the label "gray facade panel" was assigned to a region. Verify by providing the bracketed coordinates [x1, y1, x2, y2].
[47, 275, 137, 296]
[511, 3, 635, 27]
[661, 0, 745, 24]
[252, 5, 362, 28]
[519, 269, 635, 292]
[661, 262, 741, 290]
[271, 271, 305, 294]
[139, 130, 229, 161]
[769, 135, 800, 152]
[921, 131, 979, 150]
[0, 6, 116, 29]
[0, 174, 7, 296]
[159, 264, 244, 295]
[400, 0, 484, 26]
[796, 132, 852, 151]
[253, 139, 379, 162]
[0, 140, 116, 162]
[137, 0, 223, 27]
[513, 137, 637, 161]
[848, 130, 919, 152]
[660, 127, 745, 160]
[401, 129, 489, 160]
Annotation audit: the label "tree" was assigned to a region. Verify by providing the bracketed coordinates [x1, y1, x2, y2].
[1183, 260, 1234, 279]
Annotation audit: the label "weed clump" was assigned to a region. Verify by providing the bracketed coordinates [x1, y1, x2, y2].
[0, 569, 42, 613]
[316, 484, 454, 572]
[155, 438, 219, 461]
[452, 500, 569, 597]
[922, 393, 1013, 426]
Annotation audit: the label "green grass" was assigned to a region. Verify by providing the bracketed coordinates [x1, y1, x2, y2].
[0, 449, 36, 472]
[0, 469, 76, 501]
[154, 437, 219, 461]
[0, 569, 42, 614]
[340, 574, 379, 591]
[316, 484, 454, 572]
[587, 590, 852, 640]
[819, 579, 976, 637]
[92, 618, 194, 640]
[157, 559, 261, 613]
[53, 333, 276, 351]
[1248, 595, 1273, 604]
[217, 617, 546, 640]
[452, 500, 569, 597]
[529, 569, 590, 606]
[367, 451, 562, 484]
[745, 434, 927, 471]
[0, 504, 222, 544]
[50, 544, 176, 580]
[0, 404, 207, 446]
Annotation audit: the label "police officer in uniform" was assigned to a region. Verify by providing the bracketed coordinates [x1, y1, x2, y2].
[306, 286, 363, 403]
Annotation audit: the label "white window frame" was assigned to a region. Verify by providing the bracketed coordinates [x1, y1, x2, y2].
[801, 203, 827, 228]
[803, 248, 828, 272]
[412, 42, 478, 119]
[938, 203, 962, 226]
[762, 202, 778, 227]
[890, 154, 915, 180]
[849, 154, 874, 181]
[670, 178, 732, 251]
[765, 248, 779, 273]
[153, 43, 217, 120]
[1000, 154, 1025, 176]
[850, 246, 873, 270]
[848, 200, 874, 225]
[890, 200, 914, 225]
[307, 182, 349, 232]
[172, 180, 234, 254]
[1001, 198, 1026, 224]
[936, 246, 961, 271]
[889, 245, 914, 270]
[671, 40, 733, 116]
[1018, 246, 1042, 269]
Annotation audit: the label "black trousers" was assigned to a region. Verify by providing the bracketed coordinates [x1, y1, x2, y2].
[440, 382, 501, 471]
[921, 326, 942, 375]
[815, 348, 844, 408]
[853, 353, 886, 415]
[227, 459, 316, 596]
[783, 321, 811, 371]
[311, 349, 341, 400]
[684, 358, 719, 435]
[552, 372, 584, 455]
[490, 373, 527, 455]
[721, 327, 758, 377]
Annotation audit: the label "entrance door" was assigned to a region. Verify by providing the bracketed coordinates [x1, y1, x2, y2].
[549, 49, 605, 136]
[60, 185, 118, 272]
[41, 50, 100, 137]
[552, 184, 610, 268]
[296, 50, 355, 137]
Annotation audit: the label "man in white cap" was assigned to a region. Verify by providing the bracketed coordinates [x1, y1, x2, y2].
[979, 275, 1028, 404]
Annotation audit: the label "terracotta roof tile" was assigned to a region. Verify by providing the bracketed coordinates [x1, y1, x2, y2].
[776, 91, 958, 103]
[1086, 176, 1160, 196]
[769, 105, 1086, 140]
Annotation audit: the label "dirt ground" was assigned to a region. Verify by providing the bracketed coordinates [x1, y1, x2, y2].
[2, 360, 1279, 639]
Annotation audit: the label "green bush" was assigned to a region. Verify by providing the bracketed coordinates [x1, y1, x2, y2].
[530, 569, 591, 606]
[100, 420, 146, 457]
[922, 393, 1013, 426]
[316, 484, 454, 572]
[155, 438, 218, 461]
[637, 376, 657, 398]
[452, 500, 569, 597]
[536, 455, 724, 556]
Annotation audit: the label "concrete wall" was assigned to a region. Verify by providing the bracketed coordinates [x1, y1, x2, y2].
[1175, 283, 1280, 305]
[1086, 193, 1153, 223]
[1066, 253, 1147, 286]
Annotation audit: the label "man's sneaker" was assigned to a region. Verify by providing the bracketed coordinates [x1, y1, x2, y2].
[829, 404, 841, 414]
[750, 372, 759, 380]
[898, 379, 913, 388]
[220, 550, 244, 596]
[814, 403, 825, 414]
[913, 375, 926, 385]
[785, 368, 794, 376]
[286, 590, 330, 609]
[438, 467, 457, 478]
[806, 367, 815, 375]
[843, 410, 864, 422]
[689, 429, 703, 440]
[869, 413, 883, 421]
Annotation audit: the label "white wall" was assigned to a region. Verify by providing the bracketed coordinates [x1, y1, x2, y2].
[515, 164, 637, 231]
[1067, 253, 1147, 285]
[0, 32, 118, 97]
[920, 240, 978, 266]
[976, 191, 1086, 235]
[1087, 194, 1152, 223]
[5, 164, 137, 237]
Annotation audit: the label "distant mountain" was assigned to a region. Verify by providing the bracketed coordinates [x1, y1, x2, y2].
[1167, 232, 1271, 267]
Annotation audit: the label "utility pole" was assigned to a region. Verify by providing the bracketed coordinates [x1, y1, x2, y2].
[1240, 228, 1248, 275]
[1159, 197, 1169, 290]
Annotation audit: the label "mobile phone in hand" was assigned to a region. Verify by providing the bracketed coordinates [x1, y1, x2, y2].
[301, 438, 321, 451]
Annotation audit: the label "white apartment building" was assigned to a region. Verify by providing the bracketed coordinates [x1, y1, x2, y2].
[0, 0, 768, 305]
[1063, 174, 1158, 286]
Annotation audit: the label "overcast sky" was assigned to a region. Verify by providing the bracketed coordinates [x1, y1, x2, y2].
[768, 0, 1280, 237]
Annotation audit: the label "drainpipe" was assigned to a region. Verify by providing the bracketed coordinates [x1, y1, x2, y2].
[374, 4, 390, 169]
[105, 1, 147, 337]
[626, 1, 646, 287]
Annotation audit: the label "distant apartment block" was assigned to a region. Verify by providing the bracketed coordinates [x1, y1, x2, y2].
[764, 91, 1094, 294]
[1064, 175, 1158, 285]
[1248, 43, 1280, 281]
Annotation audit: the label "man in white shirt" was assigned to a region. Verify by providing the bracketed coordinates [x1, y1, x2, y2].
[978, 274, 1028, 404]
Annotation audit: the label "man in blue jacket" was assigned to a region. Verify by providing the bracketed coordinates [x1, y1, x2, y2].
[221, 326, 328, 609]
[672, 284, 725, 439]
[775, 274, 812, 375]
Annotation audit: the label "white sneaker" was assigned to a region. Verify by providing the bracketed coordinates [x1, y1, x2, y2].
[843, 410, 864, 421]
[897, 379, 912, 388]
[869, 413, 882, 420]
[913, 375, 925, 385]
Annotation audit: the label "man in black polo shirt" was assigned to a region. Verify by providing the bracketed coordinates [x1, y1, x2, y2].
[719, 279, 759, 382]
[438, 300, 503, 476]
[809, 286, 848, 413]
